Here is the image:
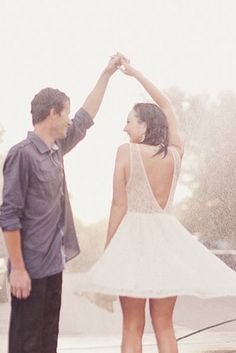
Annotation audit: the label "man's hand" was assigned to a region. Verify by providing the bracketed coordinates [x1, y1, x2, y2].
[104, 54, 122, 76]
[82, 52, 130, 118]
[10, 268, 32, 300]
[111, 52, 138, 77]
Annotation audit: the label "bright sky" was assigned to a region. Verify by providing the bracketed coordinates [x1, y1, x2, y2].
[0, 0, 235, 223]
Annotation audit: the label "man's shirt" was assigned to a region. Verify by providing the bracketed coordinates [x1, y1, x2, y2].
[0, 108, 93, 278]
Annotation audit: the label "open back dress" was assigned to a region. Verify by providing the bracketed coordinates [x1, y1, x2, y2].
[78, 143, 236, 299]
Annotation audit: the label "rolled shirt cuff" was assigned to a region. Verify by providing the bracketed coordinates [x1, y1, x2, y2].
[75, 108, 94, 129]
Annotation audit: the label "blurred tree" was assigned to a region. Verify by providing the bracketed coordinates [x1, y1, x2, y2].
[66, 217, 108, 272]
[168, 88, 236, 249]
[68, 88, 236, 275]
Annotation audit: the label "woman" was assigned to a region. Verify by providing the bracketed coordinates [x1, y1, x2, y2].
[79, 55, 236, 353]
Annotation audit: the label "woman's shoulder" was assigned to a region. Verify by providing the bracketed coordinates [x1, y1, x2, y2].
[116, 143, 130, 155]
[115, 144, 130, 165]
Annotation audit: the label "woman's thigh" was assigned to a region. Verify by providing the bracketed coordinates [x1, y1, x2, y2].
[120, 296, 146, 322]
[149, 296, 177, 322]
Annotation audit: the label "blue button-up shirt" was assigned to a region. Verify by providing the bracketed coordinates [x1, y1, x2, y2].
[0, 108, 93, 278]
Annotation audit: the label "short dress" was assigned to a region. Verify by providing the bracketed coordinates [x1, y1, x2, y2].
[77, 143, 236, 299]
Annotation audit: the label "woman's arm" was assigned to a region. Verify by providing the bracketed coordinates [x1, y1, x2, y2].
[105, 144, 128, 248]
[119, 59, 184, 157]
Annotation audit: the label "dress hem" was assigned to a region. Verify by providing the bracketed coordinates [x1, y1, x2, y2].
[78, 285, 236, 299]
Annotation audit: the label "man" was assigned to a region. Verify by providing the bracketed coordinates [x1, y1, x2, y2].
[0, 55, 120, 353]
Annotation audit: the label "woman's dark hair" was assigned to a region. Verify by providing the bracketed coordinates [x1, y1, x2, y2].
[133, 102, 169, 157]
[31, 87, 70, 126]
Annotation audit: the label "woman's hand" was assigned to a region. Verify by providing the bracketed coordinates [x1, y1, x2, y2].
[119, 61, 138, 76]
[115, 53, 139, 77]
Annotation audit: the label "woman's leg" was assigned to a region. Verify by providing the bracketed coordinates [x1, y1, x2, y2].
[149, 297, 178, 353]
[119, 296, 146, 353]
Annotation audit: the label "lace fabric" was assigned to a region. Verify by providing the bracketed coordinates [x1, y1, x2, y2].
[77, 143, 236, 301]
[127, 143, 181, 214]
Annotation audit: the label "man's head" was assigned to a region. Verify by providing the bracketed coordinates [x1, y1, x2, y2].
[31, 88, 71, 139]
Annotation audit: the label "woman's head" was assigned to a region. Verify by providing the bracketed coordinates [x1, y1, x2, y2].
[123, 102, 168, 155]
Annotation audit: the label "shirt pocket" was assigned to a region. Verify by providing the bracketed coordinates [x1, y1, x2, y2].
[34, 156, 60, 182]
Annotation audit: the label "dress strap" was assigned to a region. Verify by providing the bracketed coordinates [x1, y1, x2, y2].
[129, 144, 181, 184]
[127, 143, 161, 213]
[127, 143, 150, 189]
[128, 143, 142, 182]
[168, 146, 181, 179]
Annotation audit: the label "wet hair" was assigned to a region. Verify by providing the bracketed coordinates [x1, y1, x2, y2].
[31, 88, 70, 126]
[133, 102, 169, 157]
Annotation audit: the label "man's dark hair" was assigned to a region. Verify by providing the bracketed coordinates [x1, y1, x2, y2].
[31, 87, 70, 126]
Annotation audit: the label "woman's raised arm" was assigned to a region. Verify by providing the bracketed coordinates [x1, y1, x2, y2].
[118, 57, 184, 157]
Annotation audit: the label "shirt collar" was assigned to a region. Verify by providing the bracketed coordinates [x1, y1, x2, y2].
[27, 131, 59, 154]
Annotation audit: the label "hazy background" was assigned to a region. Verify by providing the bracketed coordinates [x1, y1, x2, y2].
[0, 0, 235, 223]
[1, 0, 236, 339]
[0, 0, 236, 269]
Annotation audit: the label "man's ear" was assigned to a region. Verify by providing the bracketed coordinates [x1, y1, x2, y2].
[49, 108, 58, 119]
[142, 121, 147, 134]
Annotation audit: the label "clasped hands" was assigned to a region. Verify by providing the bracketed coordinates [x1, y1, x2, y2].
[106, 52, 137, 76]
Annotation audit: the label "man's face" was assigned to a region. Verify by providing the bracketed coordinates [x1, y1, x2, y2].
[52, 100, 71, 139]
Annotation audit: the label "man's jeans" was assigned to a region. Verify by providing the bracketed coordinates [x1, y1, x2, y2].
[8, 272, 62, 353]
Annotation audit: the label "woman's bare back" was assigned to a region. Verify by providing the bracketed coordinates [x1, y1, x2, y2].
[125, 144, 175, 210]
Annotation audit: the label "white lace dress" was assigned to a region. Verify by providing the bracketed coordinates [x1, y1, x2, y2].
[78, 143, 236, 299]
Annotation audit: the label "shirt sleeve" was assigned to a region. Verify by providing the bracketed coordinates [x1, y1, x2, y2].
[58, 107, 94, 155]
[0, 148, 29, 231]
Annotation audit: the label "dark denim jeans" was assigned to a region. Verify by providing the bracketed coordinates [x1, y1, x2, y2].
[8, 272, 62, 353]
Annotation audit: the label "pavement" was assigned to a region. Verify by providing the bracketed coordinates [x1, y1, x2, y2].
[1, 302, 236, 353]
[1, 272, 236, 352]
[0, 332, 236, 353]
